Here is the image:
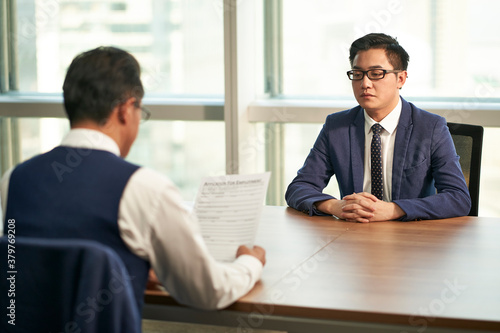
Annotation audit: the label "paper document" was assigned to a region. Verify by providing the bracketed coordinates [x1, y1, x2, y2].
[193, 172, 270, 262]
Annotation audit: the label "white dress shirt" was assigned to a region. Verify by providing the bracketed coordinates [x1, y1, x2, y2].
[362, 98, 402, 202]
[0, 129, 263, 310]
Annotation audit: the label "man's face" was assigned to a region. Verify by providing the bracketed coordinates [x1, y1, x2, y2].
[351, 48, 406, 119]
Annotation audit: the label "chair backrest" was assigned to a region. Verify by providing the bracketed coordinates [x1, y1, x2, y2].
[0, 237, 141, 333]
[447, 122, 484, 216]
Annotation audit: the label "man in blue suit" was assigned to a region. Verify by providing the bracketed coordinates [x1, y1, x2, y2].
[285, 33, 471, 222]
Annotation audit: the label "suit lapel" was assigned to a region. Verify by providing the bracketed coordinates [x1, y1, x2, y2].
[392, 98, 413, 200]
[350, 109, 365, 193]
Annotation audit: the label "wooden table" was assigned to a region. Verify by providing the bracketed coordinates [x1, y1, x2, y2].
[143, 206, 500, 332]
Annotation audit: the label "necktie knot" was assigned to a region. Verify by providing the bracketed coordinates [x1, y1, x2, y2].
[372, 123, 383, 135]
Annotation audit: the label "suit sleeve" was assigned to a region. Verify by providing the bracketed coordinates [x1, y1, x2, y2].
[393, 118, 471, 220]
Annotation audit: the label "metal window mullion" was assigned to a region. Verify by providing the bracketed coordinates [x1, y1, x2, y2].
[264, 0, 284, 205]
[0, 0, 21, 175]
[0, 0, 9, 93]
[223, 0, 239, 175]
[7, 0, 18, 91]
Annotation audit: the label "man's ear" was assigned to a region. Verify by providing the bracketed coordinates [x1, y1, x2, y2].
[117, 105, 126, 123]
[397, 70, 408, 90]
[116, 97, 136, 124]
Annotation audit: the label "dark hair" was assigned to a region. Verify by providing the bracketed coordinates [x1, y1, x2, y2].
[63, 46, 144, 125]
[349, 33, 409, 70]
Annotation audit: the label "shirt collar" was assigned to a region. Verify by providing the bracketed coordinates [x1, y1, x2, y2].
[364, 97, 402, 135]
[60, 129, 121, 156]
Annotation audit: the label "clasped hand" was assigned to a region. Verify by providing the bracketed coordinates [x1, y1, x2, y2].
[342, 192, 405, 222]
[317, 192, 405, 223]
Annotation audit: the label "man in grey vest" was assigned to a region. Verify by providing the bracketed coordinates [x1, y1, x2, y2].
[1, 46, 266, 312]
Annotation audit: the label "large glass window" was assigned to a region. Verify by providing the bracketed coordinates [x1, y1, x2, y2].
[6, 0, 226, 200]
[14, 117, 225, 200]
[16, 118, 68, 159]
[281, 0, 500, 99]
[16, 0, 224, 95]
[3, 0, 500, 217]
[128, 120, 225, 200]
[283, 123, 341, 198]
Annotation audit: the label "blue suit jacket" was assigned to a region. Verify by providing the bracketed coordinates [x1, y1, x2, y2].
[285, 97, 471, 221]
[0, 237, 141, 333]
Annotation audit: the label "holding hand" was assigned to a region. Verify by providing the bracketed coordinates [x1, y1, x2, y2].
[237, 245, 266, 266]
[146, 269, 163, 290]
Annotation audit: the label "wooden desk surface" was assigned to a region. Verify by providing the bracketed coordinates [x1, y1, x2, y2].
[145, 206, 500, 331]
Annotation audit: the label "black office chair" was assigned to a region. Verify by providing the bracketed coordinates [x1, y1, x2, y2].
[447, 122, 484, 216]
[0, 237, 141, 333]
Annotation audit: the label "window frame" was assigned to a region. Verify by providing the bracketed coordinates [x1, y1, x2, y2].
[1, 0, 500, 206]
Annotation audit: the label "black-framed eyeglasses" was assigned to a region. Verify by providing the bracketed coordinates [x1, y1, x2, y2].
[140, 106, 151, 123]
[346, 69, 402, 81]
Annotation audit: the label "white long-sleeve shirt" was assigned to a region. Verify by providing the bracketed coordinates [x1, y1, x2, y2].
[362, 98, 402, 202]
[1, 129, 263, 310]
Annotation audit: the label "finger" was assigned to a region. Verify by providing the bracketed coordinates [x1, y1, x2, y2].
[343, 192, 377, 203]
[356, 192, 379, 201]
[343, 203, 375, 214]
[252, 245, 265, 255]
[344, 196, 377, 212]
[342, 193, 360, 201]
[251, 245, 266, 266]
[357, 199, 376, 212]
[236, 245, 250, 257]
[345, 217, 370, 223]
[341, 210, 374, 220]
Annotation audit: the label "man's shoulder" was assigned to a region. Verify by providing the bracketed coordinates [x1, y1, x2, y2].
[324, 105, 362, 125]
[128, 167, 176, 192]
[124, 166, 186, 212]
[404, 99, 444, 120]
[10, 146, 141, 184]
[402, 99, 446, 127]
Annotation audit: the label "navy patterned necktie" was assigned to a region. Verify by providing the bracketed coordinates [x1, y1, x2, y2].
[371, 123, 383, 200]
